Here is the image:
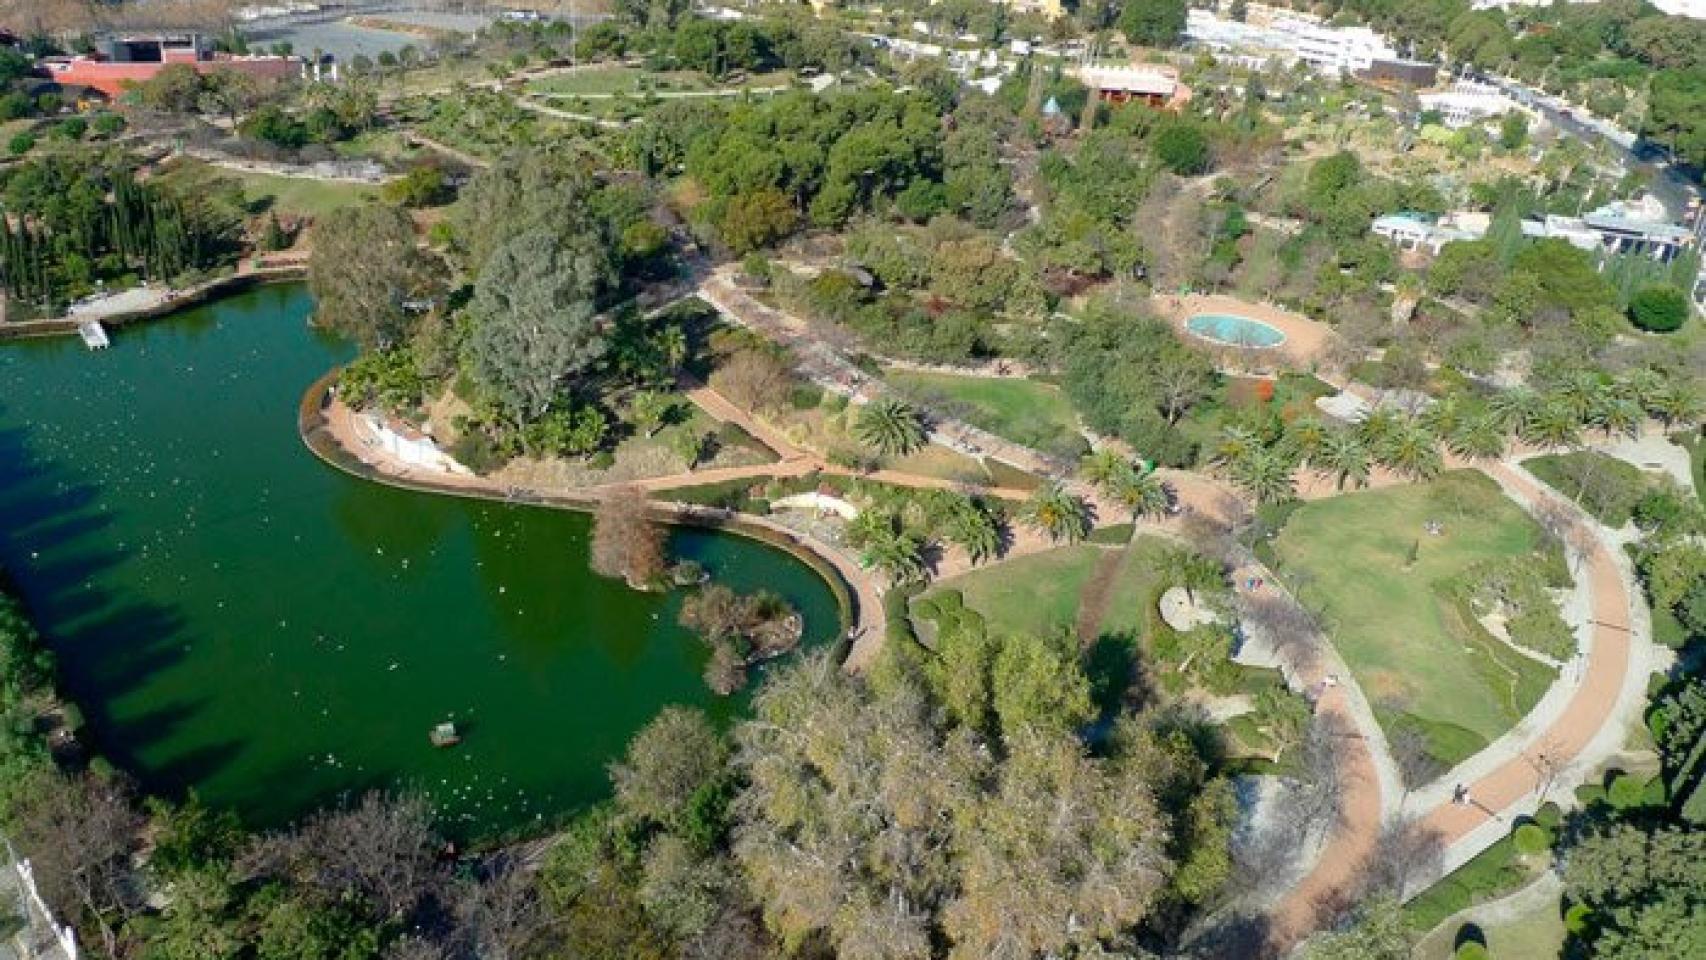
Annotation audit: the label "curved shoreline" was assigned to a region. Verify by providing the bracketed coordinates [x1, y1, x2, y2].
[0, 265, 307, 342]
[296, 369, 871, 665]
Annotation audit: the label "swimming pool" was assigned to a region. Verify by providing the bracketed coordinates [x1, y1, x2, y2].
[1186, 313, 1287, 348]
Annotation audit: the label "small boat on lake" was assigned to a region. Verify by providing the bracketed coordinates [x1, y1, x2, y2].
[430, 722, 461, 748]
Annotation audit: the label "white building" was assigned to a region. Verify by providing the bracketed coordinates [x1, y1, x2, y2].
[1522, 200, 1698, 262]
[1371, 211, 1490, 254]
[364, 415, 471, 475]
[1184, 8, 1396, 74]
[1419, 79, 1527, 128]
[1649, 0, 1706, 18]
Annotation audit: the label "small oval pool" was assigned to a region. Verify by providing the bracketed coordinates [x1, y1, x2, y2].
[1186, 313, 1287, 348]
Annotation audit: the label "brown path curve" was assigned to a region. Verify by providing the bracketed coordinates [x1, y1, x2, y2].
[1416, 463, 1632, 841]
[1265, 460, 1635, 952]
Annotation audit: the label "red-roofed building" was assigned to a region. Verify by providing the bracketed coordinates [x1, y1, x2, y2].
[37, 35, 302, 99]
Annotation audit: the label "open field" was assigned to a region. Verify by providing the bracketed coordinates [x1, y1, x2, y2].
[155, 159, 379, 219]
[527, 65, 794, 97]
[924, 544, 1104, 639]
[887, 370, 1087, 460]
[1270, 471, 1562, 767]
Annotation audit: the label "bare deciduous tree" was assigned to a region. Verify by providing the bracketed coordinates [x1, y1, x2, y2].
[244, 791, 443, 922]
[6, 770, 145, 958]
[590, 488, 668, 588]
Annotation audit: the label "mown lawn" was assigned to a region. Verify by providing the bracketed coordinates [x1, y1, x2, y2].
[156, 159, 379, 219]
[886, 371, 1087, 460]
[527, 66, 792, 97]
[923, 544, 1103, 639]
[1270, 471, 1561, 767]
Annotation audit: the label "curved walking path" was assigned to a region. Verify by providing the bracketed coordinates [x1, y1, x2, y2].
[1265, 459, 1646, 952]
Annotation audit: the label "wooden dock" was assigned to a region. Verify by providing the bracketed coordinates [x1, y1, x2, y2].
[77, 320, 110, 350]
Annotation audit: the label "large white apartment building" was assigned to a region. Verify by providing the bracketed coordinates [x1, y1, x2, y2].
[1184, 8, 1396, 74]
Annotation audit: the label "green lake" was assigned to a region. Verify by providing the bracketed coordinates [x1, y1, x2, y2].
[0, 283, 839, 839]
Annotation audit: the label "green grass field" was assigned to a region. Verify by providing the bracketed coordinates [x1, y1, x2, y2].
[1270, 471, 1561, 766]
[887, 371, 1087, 460]
[527, 66, 793, 97]
[157, 160, 379, 219]
[920, 536, 1174, 642]
[1523, 450, 1652, 526]
[924, 544, 1102, 639]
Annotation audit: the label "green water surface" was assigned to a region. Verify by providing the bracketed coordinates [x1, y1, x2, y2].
[0, 283, 838, 839]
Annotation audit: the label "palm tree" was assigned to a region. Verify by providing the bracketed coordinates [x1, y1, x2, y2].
[1355, 407, 1403, 452]
[1380, 420, 1443, 481]
[1161, 546, 1224, 603]
[1421, 393, 1466, 437]
[1211, 425, 1262, 469]
[1284, 416, 1331, 466]
[849, 511, 926, 584]
[1524, 398, 1584, 450]
[1446, 414, 1506, 462]
[1589, 394, 1643, 440]
[861, 527, 927, 585]
[628, 390, 676, 437]
[1020, 483, 1091, 543]
[1079, 449, 1132, 489]
[1649, 380, 1703, 428]
[1317, 431, 1371, 490]
[1112, 470, 1173, 520]
[853, 397, 927, 456]
[1553, 371, 1607, 422]
[944, 501, 1003, 565]
[1487, 388, 1539, 435]
[1229, 447, 1296, 505]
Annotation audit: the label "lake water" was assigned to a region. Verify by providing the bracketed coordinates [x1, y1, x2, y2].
[0, 283, 837, 839]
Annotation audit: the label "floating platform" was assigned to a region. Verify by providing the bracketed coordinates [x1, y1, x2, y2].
[430, 721, 461, 748]
[78, 320, 110, 350]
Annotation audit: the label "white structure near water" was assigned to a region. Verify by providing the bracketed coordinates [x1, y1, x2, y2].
[362, 415, 470, 475]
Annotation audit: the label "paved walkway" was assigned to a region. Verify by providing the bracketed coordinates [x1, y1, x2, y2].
[1264, 458, 1646, 950]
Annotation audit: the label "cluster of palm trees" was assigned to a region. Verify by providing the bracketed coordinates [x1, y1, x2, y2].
[1079, 451, 1175, 520]
[1210, 371, 1703, 505]
[846, 488, 1004, 585]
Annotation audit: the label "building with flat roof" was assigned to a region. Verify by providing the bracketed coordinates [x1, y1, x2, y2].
[1371, 211, 1490, 254]
[1074, 64, 1191, 109]
[1184, 8, 1397, 74]
[1419, 79, 1527, 128]
[1521, 199, 1697, 261]
[38, 34, 303, 98]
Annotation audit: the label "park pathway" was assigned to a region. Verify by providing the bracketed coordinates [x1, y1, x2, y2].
[1265, 457, 1645, 952]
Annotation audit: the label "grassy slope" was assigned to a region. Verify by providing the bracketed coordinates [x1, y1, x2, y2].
[886, 371, 1083, 456]
[926, 544, 1103, 639]
[157, 159, 379, 219]
[1522, 450, 1650, 526]
[1271, 471, 1559, 763]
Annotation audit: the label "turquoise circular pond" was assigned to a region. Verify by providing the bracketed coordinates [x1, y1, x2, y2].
[1185, 313, 1287, 348]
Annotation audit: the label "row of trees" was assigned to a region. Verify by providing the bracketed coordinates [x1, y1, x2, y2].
[0, 154, 237, 315]
[1210, 369, 1703, 504]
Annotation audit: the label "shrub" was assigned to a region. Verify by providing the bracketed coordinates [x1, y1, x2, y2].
[1534, 801, 1562, 828]
[1607, 772, 1646, 810]
[1512, 822, 1551, 855]
[1455, 943, 1490, 960]
[7, 132, 34, 156]
[1575, 783, 1607, 806]
[788, 383, 824, 410]
[1628, 284, 1689, 332]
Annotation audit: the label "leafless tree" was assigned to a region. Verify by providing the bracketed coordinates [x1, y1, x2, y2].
[453, 859, 547, 960]
[1389, 723, 1443, 796]
[6, 770, 145, 958]
[1239, 592, 1325, 678]
[244, 791, 443, 922]
[1359, 817, 1444, 902]
[590, 489, 668, 588]
[1284, 712, 1352, 844]
[707, 347, 793, 415]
